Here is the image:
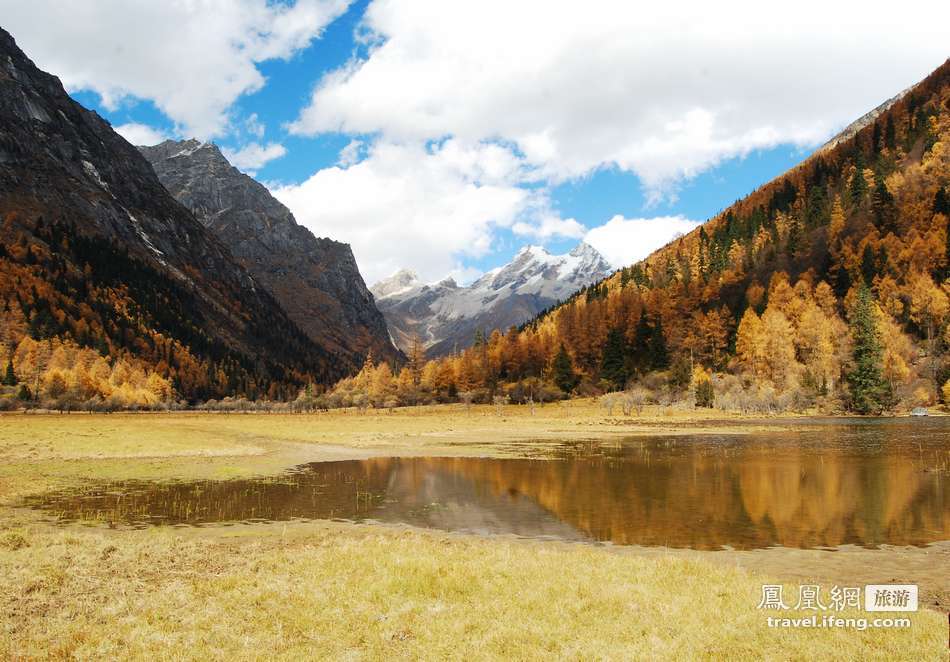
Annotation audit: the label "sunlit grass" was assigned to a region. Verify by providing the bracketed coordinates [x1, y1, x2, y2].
[0, 520, 944, 660]
[0, 405, 798, 503]
[1, 409, 945, 659]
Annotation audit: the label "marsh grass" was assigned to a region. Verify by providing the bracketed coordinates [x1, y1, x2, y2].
[0, 520, 944, 660]
[0, 410, 946, 659]
[0, 406, 804, 503]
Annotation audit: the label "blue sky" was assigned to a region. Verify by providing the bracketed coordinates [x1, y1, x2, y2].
[6, 1, 948, 283]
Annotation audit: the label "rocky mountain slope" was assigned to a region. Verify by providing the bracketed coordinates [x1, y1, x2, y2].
[372, 243, 611, 356]
[0, 27, 347, 399]
[139, 139, 398, 366]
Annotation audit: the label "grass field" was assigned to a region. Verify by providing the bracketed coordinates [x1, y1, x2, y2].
[0, 406, 946, 659]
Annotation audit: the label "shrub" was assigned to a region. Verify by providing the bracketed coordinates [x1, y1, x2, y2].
[695, 379, 715, 408]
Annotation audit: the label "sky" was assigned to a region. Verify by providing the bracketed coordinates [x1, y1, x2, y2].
[2, 1, 948, 285]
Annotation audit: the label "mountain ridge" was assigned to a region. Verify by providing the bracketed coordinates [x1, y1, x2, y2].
[371, 242, 612, 356]
[139, 138, 400, 366]
[0, 27, 346, 400]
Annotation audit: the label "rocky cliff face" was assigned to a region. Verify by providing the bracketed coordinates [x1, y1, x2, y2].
[139, 139, 399, 365]
[372, 242, 612, 356]
[0, 27, 346, 397]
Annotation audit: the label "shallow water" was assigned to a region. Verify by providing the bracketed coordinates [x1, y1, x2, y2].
[25, 418, 950, 550]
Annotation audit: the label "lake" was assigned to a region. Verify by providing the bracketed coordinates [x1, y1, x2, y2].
[25, 418, 950, 550]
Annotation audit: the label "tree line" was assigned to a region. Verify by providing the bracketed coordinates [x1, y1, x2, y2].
[314, 61, 950, 415]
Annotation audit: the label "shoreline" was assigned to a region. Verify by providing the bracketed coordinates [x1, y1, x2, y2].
[1, 408, 947, 656]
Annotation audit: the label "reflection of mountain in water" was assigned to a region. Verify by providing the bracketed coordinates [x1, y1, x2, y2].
[27, 457, 586, 542]
[370, 458, 585, 540]
[26, 422, 950, 551]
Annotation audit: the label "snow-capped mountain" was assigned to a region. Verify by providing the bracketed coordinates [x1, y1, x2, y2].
[371, 242, 612, 356]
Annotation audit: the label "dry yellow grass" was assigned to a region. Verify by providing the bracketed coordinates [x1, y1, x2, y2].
[0, 404, 798, 502]
[0, 409, 946, 659]
[0, 519, 945, 660]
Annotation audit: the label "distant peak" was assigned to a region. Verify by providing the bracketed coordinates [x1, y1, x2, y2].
[143, 137, 223, 162]
[390, 268, 419, 282]
[569, 241, 597, 257]
[518, 244, 549, 257]
[370, 268, 421, 300]
[437, 276, 458, 289]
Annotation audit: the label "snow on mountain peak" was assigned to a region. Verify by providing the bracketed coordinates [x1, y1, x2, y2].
[370, 268, 421, 300]
[373, 241, 612, 356]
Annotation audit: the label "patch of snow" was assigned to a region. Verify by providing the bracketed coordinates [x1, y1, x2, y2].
[385, 241, 611, 325]
[81, 160, 109, 191]
[124, 209, 166, 263]
[171, 140, 212, 159]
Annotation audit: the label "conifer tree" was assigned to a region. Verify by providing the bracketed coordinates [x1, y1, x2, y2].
[2, 359, 15, 386]
[649, 317, 669, 370]
[846, 285, 891, 414]
[600, 328, 627, 390]
[552, 344, 578, 394]
[407, 335, 425, 385]
[850, 154, 869, 206]
[935, 187, 950, 216]
[872, 176, 897, 234]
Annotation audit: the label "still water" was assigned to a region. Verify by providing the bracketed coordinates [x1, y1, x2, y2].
[26, 419, 950, 550]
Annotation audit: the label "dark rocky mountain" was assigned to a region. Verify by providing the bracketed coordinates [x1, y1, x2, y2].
[0, 27, 350, 399]
[371, 242, 612, 356]
[139, 139, 399, 365]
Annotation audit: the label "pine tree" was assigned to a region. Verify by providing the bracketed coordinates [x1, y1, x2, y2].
[552, 344, 578, 394]
[884, 115, 896, 150]
[850, 154, 868, 206]
[872, 176, 897, 234]
[649, 317, 669, 370]
[407, 335, 425, 386]
[935, 187, 950, 216]
[860, 244, 877, 285]
[846, 285, 891, 414]
[600, 328, 627, 390]
[2, 359, 15, 386]
[695, 379, 715, 408]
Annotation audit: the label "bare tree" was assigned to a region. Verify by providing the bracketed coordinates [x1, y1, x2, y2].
[492, 394, 509, 417]
[600, 393, 623, 416]
[626, 387, 650, 416]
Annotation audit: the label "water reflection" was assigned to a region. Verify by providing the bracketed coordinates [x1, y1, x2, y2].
[26, 420, 950, 550]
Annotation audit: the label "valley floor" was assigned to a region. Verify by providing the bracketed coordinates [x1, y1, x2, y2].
[0, 406, 946, 659]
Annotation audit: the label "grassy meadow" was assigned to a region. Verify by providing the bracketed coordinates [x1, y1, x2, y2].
[0, 406, 946, 659]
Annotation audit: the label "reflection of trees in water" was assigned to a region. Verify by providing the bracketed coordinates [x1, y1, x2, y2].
[30, 434, 950, 550]
[411, 442, 949, 550]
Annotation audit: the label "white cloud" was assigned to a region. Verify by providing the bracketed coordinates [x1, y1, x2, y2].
[114, 122, 168, 146]
[337, 139, 364, 166]
[222, 142, 288, 173]
[271, 139, 577, 283]
[2, 0, 352, 138]
[513, 215, 585, 241]
[290, 0, 950, 198]
[244, 114, 266, 140]
[584, 215, 701, 268]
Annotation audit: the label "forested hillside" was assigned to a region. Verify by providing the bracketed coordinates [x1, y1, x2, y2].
[0, 28, 346, 408]
[321, 58, 950, 414]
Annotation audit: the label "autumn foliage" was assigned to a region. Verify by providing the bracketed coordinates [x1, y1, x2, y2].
[326, 59, 950, 414]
